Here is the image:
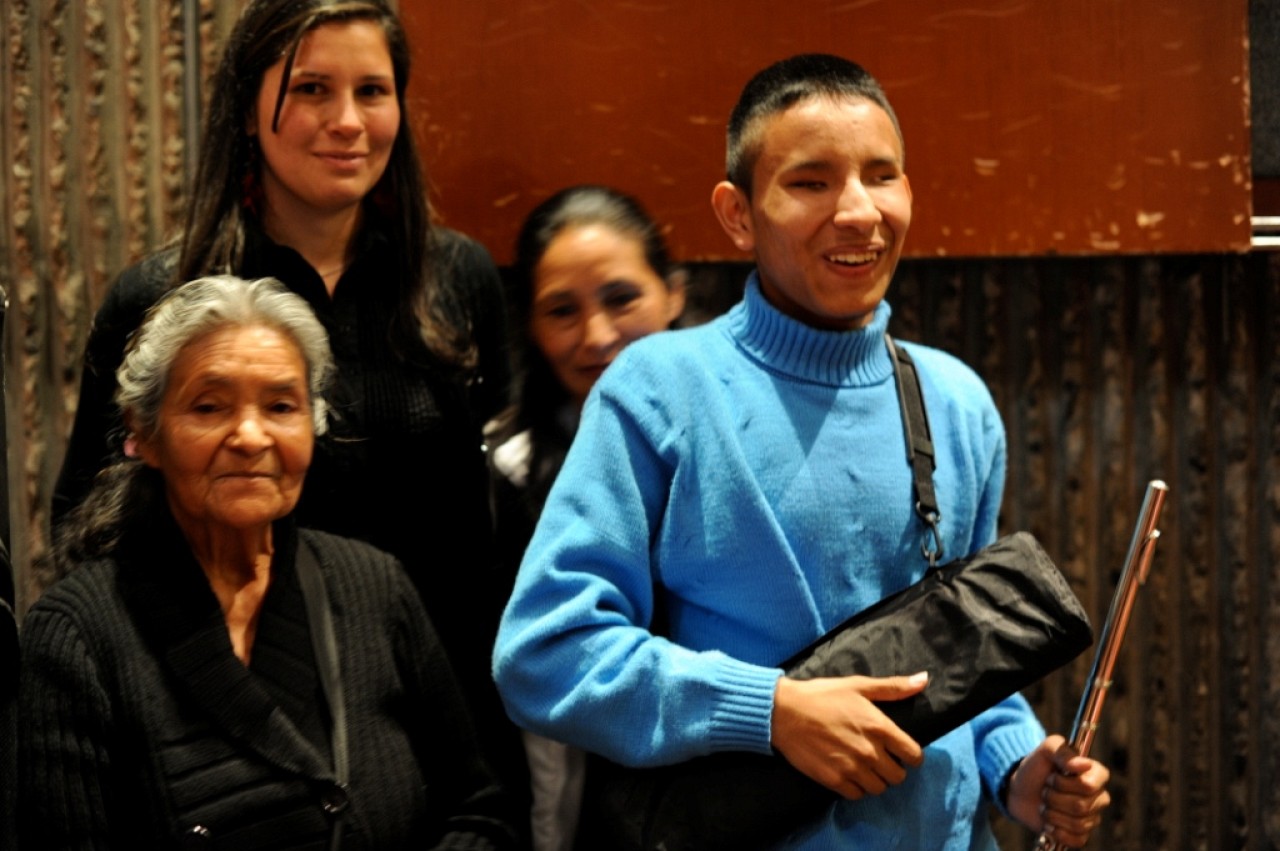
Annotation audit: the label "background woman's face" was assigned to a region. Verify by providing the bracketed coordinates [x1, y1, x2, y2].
[529, 224, 684, 403]
[250, 19, 400, 222]
[135, 324, 315, 538]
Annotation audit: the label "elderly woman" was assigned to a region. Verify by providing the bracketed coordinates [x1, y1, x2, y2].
[20, 277, 517, 850]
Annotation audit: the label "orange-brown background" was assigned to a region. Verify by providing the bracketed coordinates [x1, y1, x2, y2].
[403, 0, 1251, 263]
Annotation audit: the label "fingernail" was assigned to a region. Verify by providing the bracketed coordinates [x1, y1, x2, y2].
[909, 671, 929, 686]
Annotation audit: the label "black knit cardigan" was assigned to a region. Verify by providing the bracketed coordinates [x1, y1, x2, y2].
[18, 513, 517, 850]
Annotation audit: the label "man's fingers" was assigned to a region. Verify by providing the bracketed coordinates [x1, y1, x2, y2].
[771, 675, 929, 798]
[1041, 806, 1107, 849]
[832, 758, 897, 799]
[1044, 784, 1112, 818]
[853, 671, 930, 702]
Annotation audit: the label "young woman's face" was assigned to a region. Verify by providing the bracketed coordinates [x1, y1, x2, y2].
[529, 224, 684, 404]
[250, 19, 400, 222]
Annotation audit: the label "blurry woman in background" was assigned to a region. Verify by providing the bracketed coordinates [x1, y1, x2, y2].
[53, 0, 508, 752]
[23, 276, 516, 850]
[488, 186, 685, 850]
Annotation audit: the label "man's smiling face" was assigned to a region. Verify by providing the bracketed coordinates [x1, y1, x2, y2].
[715, 95, 912, 330]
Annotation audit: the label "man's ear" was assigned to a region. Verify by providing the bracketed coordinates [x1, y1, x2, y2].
[711, 181, 754, 254]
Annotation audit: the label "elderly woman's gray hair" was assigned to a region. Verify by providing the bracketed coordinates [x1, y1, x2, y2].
[118, 275, 333, 437]
[54, 275, 332, 572]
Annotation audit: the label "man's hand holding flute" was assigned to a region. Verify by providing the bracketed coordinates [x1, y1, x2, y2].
[1006, 734, 1112, 848]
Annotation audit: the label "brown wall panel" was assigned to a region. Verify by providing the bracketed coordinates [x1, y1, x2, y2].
[405, 0, 1251, 262]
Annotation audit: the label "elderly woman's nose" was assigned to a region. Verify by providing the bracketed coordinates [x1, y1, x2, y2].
[229, 409, 272, 449]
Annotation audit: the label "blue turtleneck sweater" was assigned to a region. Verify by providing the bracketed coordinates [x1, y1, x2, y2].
[494, 274, 1044, 849]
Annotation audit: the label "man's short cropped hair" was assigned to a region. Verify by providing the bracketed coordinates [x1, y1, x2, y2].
[726, 54, 903, 196]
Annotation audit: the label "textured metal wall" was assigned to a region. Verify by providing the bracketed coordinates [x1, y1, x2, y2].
[889, 254, 1280, 850]
[0, 0, 232, 604]
[2, 1, 1278, 848]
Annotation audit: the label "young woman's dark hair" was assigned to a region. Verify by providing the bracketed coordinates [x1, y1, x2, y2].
[499, 185, 678, 505]
[179, 0, 471, 366]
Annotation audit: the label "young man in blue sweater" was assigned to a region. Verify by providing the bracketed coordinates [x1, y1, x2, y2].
[494, 54, 1111, 848]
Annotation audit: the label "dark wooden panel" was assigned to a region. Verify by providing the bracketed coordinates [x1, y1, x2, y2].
[403, 0, 1250, 262]
[889, 252, 1280, 849]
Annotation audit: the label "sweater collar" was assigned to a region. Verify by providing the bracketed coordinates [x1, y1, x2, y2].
[728, 271, 895, 387]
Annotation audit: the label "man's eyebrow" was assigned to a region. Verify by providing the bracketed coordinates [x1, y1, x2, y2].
[783, 159, 836, 172]
[784, 155, 904, 174]
[864, 155, 905, 169]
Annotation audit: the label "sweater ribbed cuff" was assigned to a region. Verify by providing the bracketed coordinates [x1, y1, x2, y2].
[705, 657, 783, 755]
[979, 722, 1045, 818]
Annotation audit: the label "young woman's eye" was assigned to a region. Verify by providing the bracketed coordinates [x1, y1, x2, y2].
[291, 81, 324, 96]
[357, 83, 391, 98]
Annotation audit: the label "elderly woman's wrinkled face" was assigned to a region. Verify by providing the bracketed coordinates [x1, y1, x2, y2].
[135, 324, 314, 536]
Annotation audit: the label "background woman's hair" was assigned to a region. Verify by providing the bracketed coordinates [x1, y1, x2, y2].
[56, 275, 333, 568]
[500, 185, 677, 505]
[177, 0, 475, 368]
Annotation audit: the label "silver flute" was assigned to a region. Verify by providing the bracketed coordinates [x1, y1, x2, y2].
[1037, 479, 1169, 850]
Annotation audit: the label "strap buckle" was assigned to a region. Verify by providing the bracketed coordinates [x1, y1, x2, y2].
[916, 502, 944, 567]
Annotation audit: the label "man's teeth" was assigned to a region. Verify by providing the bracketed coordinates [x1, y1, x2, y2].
[828, 251, 877, 265]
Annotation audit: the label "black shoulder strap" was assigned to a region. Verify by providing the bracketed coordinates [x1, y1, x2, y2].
[886, 335, 944, 566]
[296, 538, 349, 851]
